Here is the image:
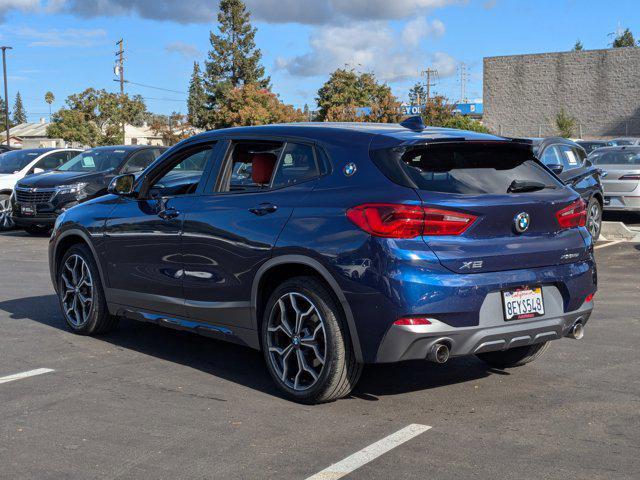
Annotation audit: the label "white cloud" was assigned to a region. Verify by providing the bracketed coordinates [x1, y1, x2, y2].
[401, 16, 445, 46]
[1, 0, 463, 25]
[12, 26, 107, 47]
[165, 41, 200, 59]
[277, 20, 457, 84]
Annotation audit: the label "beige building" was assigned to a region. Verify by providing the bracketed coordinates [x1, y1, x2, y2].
[1, 119, 69, 148]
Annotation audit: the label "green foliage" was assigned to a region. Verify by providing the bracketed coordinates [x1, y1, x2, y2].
[0, 98, 11, 132]
[47, 88, 147, 145]
[555, 108, 576, 138]
[316, 68, 400, 122]
[204, 0, 270, 111]
[210, 83, 305, 128]
[441, 115, 491, 133]
[573, 40, 584, 51]
[408, 82, 427, 105]
[612, 28, 637, 48]
[44, 91, 55, 114]
[149, 112, 196, 145]
[12, 92, 27, 125]
[187, 62, 207, 129]
[420, 95, 455, 126]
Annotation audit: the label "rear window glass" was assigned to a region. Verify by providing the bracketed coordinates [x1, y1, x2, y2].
[590, 150, 640, 165]
[372, 143, 562, 195]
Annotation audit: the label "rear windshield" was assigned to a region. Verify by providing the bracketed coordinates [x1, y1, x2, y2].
[58, 149, 128, 173]
[590, 150, 640, 165]
[371, 143, 562, 194]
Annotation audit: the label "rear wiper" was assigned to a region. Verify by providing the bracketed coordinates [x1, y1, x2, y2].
[507, 180, 551, 193]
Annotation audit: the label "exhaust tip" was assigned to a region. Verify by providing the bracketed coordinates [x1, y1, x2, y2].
[569, 322, 584, 340]
[430, 342, 450, 364]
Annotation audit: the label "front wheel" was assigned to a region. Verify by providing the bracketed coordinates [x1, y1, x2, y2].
[475, 341, 549, 369]
[57, 244, 118, 335]
[0, 194, 14, 231]
[261, 276, 362, 404]
[586, 198, 602, 241]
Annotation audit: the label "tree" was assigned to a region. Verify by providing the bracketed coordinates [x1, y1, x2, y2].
[44, 91, 55, 115]
[210, 83, 305, 128]
[441, 115, 491, 133]
[204, 0, 270, 111]
[612, 28, 636, 48]
[573, 40, 584, 51]
[0, 98, 11, 132]
[555, 108, 576, 138]
[187, 62, 207, 129]
[150, 112, 196, 146]
[420, 95, 455, 126]
[408, 82, 427, 105]
[47, 88, 147, 145]
[316, 68, 400, 122]
[12, 92, 27, 125]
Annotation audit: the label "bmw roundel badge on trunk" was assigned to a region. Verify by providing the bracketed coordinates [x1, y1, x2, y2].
[514, 212, 530, 233]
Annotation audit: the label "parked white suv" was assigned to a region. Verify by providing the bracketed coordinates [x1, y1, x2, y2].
[0, 148, 82, 230]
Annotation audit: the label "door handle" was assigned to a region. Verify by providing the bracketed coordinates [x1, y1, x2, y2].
[249, 203, 278, 216]
[158, 207, 180, 220]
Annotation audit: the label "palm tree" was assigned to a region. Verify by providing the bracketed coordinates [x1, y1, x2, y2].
[44, 91, 55, 116]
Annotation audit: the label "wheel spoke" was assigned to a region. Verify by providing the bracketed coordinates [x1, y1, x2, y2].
[300, 340, 325, 365]
[297, 349, 318, 381]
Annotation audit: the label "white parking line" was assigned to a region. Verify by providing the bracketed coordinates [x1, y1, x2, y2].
[306, 424, 432, 480]
[0, 368, 55, 385]
[594, 240, 624, 250]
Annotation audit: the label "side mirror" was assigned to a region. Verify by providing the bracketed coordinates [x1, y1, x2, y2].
[547, 163, 564, 175]
[33, 167, 45, 174]
[108, 173, 135, 196]
[598, 169, 608, 178]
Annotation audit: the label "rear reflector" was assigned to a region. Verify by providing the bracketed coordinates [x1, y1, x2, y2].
[584, 293, 595, 303]
[346, 203, 476, 238]
[619, 174, 640, 181]
[394, 317, 432, 326]
[556, 199, 587, 229]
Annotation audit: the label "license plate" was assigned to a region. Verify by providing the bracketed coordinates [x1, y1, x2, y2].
[502, 287, 544, 321]
[21, 205, 35, 216]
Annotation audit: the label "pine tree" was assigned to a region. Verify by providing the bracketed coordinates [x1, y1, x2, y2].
[187, 62, 207, 129]
[12, 92, 27, 125]
[612, 28, 636, 48]
[0, 98, 9, 132]
[573, 40, 584, 51]
[204, 0, 270, 109]
[408, 83, 427, 105]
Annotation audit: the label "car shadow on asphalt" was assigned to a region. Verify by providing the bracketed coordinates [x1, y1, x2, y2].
[0, 294, 501, 402]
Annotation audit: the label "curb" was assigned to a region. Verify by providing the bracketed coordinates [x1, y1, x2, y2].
[600, 221, 638, 241]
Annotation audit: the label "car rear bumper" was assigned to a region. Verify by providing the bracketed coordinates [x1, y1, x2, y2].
[603, 194, 640, 211]
[376, 294, 593, 363]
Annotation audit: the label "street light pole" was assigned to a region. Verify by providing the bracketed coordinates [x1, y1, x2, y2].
[1, 46, 12, 147]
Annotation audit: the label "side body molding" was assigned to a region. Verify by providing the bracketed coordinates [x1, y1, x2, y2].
[251, 255, 363, 363]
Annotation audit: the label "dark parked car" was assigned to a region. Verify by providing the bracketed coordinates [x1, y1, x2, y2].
[576, 140, 610, 155]
[0, 145, 18, 154]
[12, 145, 166, 235]
[49, 121, 596, 403]
[532, 137, 605, 240]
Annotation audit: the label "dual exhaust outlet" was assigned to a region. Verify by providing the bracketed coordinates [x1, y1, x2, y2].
[427, 321, 585, 364]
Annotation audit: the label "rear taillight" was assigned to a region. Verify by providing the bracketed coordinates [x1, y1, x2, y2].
[555, 199, 587, 229]
[619, 174, 640, 180]
[346, 204, 476, 238]
[394, 317, 432, 326]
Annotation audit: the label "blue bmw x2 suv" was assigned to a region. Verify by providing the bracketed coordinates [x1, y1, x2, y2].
[48, 119, 596, 403]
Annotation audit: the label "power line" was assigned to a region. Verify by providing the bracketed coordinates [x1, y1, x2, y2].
[114, 79, 187, 95]
[420, 68, 438, 102]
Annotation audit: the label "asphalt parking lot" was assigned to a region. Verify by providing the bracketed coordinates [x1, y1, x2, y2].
[0, 230, 639, 480]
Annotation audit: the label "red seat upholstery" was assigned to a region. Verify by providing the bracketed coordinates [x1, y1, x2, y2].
[252, 153, 277, 185]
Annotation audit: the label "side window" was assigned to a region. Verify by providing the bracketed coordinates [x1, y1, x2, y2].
[272, 143, 319, 188]
[151, 145, 214, 197]
[34, 151, 68, 171]
[122, 149, 160, 174]
[558, 145, 583, 170]
[540, 145, 563, 167]
[220, 140, 284, 193]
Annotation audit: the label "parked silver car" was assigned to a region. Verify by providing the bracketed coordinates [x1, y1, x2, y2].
[588, 146, 640, 212]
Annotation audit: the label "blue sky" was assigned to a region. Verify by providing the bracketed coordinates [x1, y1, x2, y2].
[0, 0, 638, 122]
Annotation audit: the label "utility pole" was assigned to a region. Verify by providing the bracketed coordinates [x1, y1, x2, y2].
[420, 68, 438, 103]
[1, 46, 12, 147]
[458, 62, 469, 103]
[115, 39, 125, 143]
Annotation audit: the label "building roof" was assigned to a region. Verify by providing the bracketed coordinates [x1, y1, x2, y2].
[6, 122, 50, 138]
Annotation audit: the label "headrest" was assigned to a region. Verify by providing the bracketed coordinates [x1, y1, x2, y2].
[252, 153, 277, 185]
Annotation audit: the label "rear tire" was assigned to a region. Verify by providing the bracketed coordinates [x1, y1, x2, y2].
[261, 276, 362, 404]
[475, 341, 549, 369]
[24, 225, 51, 236]
[0, 194, 14, 231]
[586, 197, 602, 241]
[57, 244, 118, 335]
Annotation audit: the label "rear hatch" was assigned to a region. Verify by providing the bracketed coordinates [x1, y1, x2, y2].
[371, 141, 589, 274]
[591, 149, 640, 193]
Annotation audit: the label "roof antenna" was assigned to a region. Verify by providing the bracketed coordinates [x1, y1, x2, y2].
[400, 115, 425, 132]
